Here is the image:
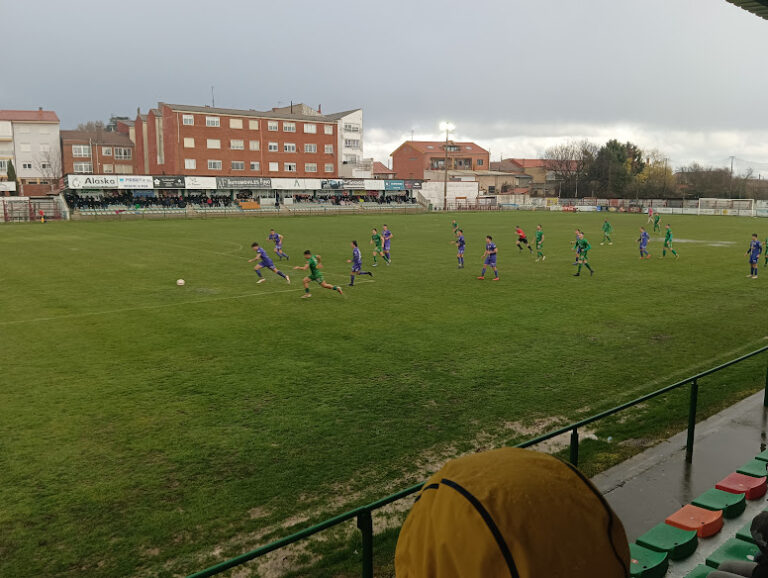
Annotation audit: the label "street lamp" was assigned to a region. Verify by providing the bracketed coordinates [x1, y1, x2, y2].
[439, 122, 455, 211]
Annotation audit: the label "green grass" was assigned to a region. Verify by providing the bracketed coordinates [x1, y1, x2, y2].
[0, 211, 766, 577]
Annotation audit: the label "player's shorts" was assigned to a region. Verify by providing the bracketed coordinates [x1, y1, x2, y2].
[352, 263, 361, 272]
[536, 243, 543, 250]
[750, 257, 759, 265]
[274, 244, 282, 251]
[579, 252, 589, 261]
[383, 241, 391, 251]
[309, 273, 325, 283]
[458, 246, 465, 254]
[664, 241, 672, 248]
[374, 245, 383, 252]
[518, 237, 529, 245]
[484, 256, 497, 266]
[260, 259, 276, 269]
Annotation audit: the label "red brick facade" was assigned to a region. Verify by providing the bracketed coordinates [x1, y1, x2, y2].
[392, 141, 490, 180]
[136, 103, 340, 178]
[61, 130, 137, 176]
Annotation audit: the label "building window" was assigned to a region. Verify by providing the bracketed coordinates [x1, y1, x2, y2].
[184, 137, 195, 148]
[206, 116, 220, 127]
[0, 160, 7, 172]
[115, 147, 132, 160]
[20, 143, 31, 153]
[22, 162, 33, 169]
[344, 155, 359, 164]
[284, 143, 296, 153]
[250, 161, 260, 171]
[249, 120, 259, 130]
[102, 146, 112, 156]
[185, 158, 196, 169]
[269, 162, 278, 172]
[230, 139, 244, 150]
[324, 144, 334, 154]
[115, 164, 133, 174]
[40, 143, 51, 153]
[41, 162, 50, 169]
[72, 145, 90, 157]
[284, 162, 297, 172]
[207, 139, 221, 149]
[445, 145, 460, 152]
[229, 118, 243, 129]
[283, 122, 296, 133]
[344, 139, 361, 149]
[249, 140, 260, 151]
[324, 163, 334, 173]
[304, 143, 317, 153]
[208, 160, 222, 171]
[343, 123, 360, 133]
[182, 114, 194, 125]
[477, 159, 484, 166]
[231, 161, 245, 171]
[268, 142, 278, 152]
[305, 163, 317, 172]
[304, 123, 316, 134]
[324, 125, 334, 135]
[267, 121, 278, 131]
[73, 162, 92, 173]
[103, 164, 113, 173]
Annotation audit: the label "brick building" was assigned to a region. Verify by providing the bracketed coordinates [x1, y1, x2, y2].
[60, 130, 137, 176]
[391, 140, 489, 180]
[133, 102, 348, 178]
[0, 109, 62, 196]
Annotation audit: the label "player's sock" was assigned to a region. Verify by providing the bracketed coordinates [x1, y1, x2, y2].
[672, 250, 678, 256]
[528, 246, 533, 253]
[255, 269, 263, 278]
[663, 249, 666, 257]
[276, 270, 287, 279]
[373, 255, 377, 263]
[577, 264, 582, 274]
[349, 275, 355, 285]
[305, 287, 310, 294]
[481, 267, 486, 276]
[585, 263, 593, 272]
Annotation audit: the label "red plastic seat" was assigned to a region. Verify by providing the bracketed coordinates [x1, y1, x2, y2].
[665, 504, 723, 538]
[716, 472, 767, 500]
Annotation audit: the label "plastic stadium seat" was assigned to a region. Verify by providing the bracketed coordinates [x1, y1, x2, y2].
[692, 488, 747, 519]
[685, 565, 713, 577]
[715, 472, 767, 500]
[737, 459, 768, 478]
[637, 522, 698, 560]
[705, 537, 760, 568]
[736, 520, 755, 543]
[630, 543, 669, 578]
[666, 505, 724, 537]
[755, 449, 768, 462]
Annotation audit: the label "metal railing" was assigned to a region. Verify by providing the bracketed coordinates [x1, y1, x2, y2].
[189, 345, 768, 578]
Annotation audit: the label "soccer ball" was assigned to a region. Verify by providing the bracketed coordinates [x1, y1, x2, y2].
[176, 279, 185, 286]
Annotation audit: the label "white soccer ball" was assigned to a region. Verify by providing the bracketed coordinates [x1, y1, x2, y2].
[176, 279, 185, 286]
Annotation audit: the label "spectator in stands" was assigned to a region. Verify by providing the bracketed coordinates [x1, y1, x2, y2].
[395, 447, 630, 577]
[709, 511, 768, 577]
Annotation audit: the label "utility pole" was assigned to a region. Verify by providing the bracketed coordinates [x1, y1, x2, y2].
[729, 156, 735, 198]
[439, 122, 454, 211]
[211, 86, 215, 108]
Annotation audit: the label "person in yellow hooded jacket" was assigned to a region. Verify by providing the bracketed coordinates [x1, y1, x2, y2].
[395, 447, 630, 577]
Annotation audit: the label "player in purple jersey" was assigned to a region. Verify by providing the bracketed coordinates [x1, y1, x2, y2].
[268, 229, 289, 260]
[638, 227, 651, 259]
[248, 242, 290, 283]
[455, 229, 466, 268]
[346, 240, 374, 286]
[381, 224, 393, 265]
[746, 234, 763, 279]
[478, 235, 499, 280]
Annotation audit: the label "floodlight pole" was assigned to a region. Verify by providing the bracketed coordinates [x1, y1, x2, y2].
[443, 127, 449, 211]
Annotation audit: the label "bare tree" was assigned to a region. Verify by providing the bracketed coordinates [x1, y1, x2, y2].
[543, 139, 598, 197]
[35, 148, 63, 193]
[77, 120, 106, 132]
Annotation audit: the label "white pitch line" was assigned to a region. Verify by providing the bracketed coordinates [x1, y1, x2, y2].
[0, 279, 374, 326]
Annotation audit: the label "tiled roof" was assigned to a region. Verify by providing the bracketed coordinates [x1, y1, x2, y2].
[395, 141, 489, 155]
[61, 130, 134, 146]
[508, 158, 547, 168]
[0, 109, 59, 122]
[373, 161, 393, 174]
[322, 109, 361, 121]
[160, 102, 344, 123]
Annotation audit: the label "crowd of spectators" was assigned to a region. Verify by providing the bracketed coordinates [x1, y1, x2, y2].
[65, 192, 234, 210]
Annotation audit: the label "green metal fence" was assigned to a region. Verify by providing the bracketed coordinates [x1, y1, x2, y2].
[189, 344, 768, 578]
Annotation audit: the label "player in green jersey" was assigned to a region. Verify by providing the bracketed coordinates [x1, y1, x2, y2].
[662, 224, 679, 259]
[600, 219, 613, 245]
[451, 219, 459, 237]
[370, 227, 383, 266]
[573, 231, 594, 277]
[653, 213, 661, 232]
[293, 250, 343, 298]
[535, 225, 545, 262]
[764, 237, 768, 268]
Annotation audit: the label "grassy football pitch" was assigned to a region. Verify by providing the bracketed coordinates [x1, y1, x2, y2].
[1, 211, 766, 577]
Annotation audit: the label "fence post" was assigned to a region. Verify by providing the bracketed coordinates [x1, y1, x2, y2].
[686, 379, 699, 463]
[357, 509, 373, 578]
[570, 428, 579, 466]
[763, 357, 768, 408]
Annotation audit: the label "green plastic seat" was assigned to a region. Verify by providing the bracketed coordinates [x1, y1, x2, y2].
[684, 565, 713, 577]
[736, 520, 755, 543]
[692, 488, 747, 519]
[738, 458, 768, 477]
[636, 522, 698, 560]
[630, 542, 669, 578]
[755, 449, 768, 462]
[706, 537, 760, 568]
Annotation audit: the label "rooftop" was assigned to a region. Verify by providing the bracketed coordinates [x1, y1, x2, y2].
[393, 140, 489, 155]
[373, 161, 394, 174]
[60, 130, 135, 146]
[0, 109, 59, 123]
[159, 102, 353, 124]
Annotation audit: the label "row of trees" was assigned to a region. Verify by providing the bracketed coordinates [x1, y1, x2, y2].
[542, 139, 768, 199]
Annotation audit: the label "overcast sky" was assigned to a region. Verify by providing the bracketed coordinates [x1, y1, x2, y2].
[4, 0, 768, 174]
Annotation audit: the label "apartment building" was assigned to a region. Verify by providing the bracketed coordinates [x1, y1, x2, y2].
[391, 140, 490, 180]
[61, 130, 137, 176]
[135, 102, 349, 179]
[0, 109, 62, 196]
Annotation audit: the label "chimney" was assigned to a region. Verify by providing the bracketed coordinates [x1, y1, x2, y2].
[38, 106, 43, 111]
[318, 104, 322, 114]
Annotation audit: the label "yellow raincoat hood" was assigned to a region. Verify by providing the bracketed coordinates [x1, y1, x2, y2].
[395, 448, 630, 577]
